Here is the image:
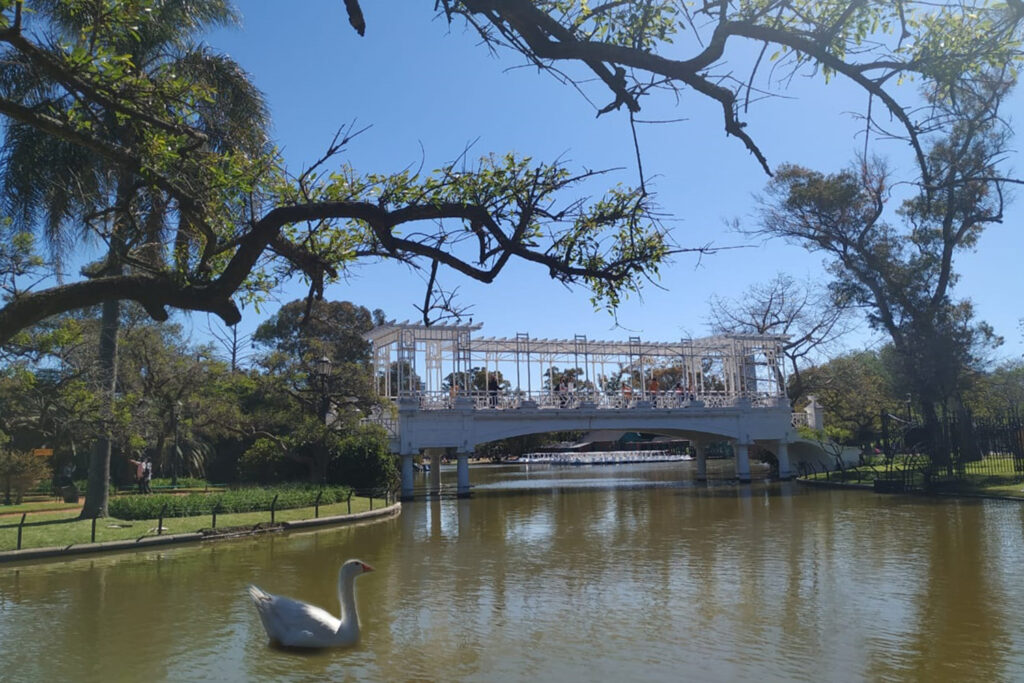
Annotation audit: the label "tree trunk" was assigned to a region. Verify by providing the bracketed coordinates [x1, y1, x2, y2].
[919, 398, 951, 474]
[80, 297, 119, 519]
[80, 174, 131, 519]
[953, 394, 982, 463]
[153, 431, 167, 478]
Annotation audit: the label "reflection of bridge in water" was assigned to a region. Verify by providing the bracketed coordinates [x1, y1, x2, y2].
[364, 321, 803, 500]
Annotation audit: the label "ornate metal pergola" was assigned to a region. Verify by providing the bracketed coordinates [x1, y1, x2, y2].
[365, 321, 787, 410]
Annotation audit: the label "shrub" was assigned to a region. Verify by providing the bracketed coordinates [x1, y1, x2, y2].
[0, 449, 51, 505]
[148, 477, 208, 489]
[327, 426, 397, 490]
[107, 484, 352, 520]
[238, 437, 305, 484]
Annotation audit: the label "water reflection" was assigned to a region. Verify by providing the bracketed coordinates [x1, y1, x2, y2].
[2, 464, 1024, 681]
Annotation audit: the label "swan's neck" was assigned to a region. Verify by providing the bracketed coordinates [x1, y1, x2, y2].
[336, 572, 360, 632]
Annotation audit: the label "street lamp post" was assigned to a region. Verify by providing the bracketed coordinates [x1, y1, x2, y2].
[172, 400, 182, 486]
[314, 356, 333, 487]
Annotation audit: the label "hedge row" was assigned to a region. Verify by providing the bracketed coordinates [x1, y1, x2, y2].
[107, 485, 353, 520]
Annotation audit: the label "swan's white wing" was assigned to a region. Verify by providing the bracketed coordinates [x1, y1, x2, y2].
[248, 584, 341, 648]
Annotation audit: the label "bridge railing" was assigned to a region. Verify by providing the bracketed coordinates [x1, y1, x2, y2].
[382, 390, 786, 411]
[360, 412, 399, 438]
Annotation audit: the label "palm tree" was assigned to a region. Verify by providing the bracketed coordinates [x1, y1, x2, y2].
[0, 0, 268, 517]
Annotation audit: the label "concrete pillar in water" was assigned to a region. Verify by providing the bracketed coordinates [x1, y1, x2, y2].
[735, 442, 751, 483]
[400, 453, 415, 500]
[694, 441, 707, 482]
[456, 452, 471, 497]
[776, 440, 792, 480]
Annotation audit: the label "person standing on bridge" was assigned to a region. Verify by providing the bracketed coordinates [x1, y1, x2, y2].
[647, 376, 659, 400]
[488, 375, 499, 408]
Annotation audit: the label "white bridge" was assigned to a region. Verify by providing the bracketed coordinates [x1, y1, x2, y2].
[365, 321, 807, 499]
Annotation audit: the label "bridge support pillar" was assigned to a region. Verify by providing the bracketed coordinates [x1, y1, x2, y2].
[456, 452, 471, 498]
[400, 453, 415, 501]
[694, 441, 707, 482]
[735, 442, 751, 483]
[776, 441, 792, 480]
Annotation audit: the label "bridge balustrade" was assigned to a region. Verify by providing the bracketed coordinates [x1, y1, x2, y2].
[379, 389, 786, 412]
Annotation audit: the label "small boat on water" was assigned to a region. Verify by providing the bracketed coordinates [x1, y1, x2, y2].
[517, 450, 693, 466]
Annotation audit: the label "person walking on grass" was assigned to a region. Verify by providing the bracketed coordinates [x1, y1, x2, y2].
[128, 457, 153, 494]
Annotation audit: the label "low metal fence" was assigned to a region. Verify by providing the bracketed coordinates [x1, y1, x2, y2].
[799, 409, 1024, 493]
[1, 487, 399, 552]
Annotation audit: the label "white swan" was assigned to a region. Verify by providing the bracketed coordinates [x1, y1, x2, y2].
[247, 559, 374, 649]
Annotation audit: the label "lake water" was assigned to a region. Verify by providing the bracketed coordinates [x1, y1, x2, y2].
[2, 462, 1023, 681]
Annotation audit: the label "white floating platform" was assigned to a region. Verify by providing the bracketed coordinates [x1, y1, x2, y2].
[515, 450, 694, 466]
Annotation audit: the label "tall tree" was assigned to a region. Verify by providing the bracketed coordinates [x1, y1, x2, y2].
[252, 299, 382, 411]
[753, 73, 1016, 463]
[117, 312, 231, 483]
[0, 0, 269, 516]
[241, 299, 386, 482]
[708, 273, 854, 404]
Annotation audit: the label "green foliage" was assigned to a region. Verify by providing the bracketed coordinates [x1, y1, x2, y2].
[275, 152, 668, 314]
[797, 425, 855, 468]
[447, 0, 1024, 180]
[326, 426, 396, 490]
[443, 366, 510, 392]
[107, 483, 352, 520]
[797, 424, 853, 445]
[252, 299, 378, 361]
[760, 130, 1011, 412]
[962, 360, 1024, 418]
[799, 349, 901, 447]
[0, 440, 51, 505]
[0, 230, 43, 302]
[537, 0, 681, 51]
[148, 477, 209, 489]
[252, 299, 379, 412]
[238, 437, 302, 484]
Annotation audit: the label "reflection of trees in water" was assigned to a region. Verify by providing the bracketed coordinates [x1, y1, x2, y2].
[6, 489, 1024, 679]
[2, 544, 259, 679]
[896, 503, 1009, 681]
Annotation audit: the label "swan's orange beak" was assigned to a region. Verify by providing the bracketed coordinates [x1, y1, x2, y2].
[360, 562, 375, 573]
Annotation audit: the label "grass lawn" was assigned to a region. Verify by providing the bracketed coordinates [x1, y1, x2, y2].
[0, 495, 387, 552]
[803, 465, 1024, 499]
[980, 483, 1024, 497]
[0, 499, 84, 515]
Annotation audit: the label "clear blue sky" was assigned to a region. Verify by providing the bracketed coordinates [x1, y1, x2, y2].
[192, 1, 1023, 360]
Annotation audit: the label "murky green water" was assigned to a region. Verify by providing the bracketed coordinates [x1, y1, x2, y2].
[2, 463, 1023, 682]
